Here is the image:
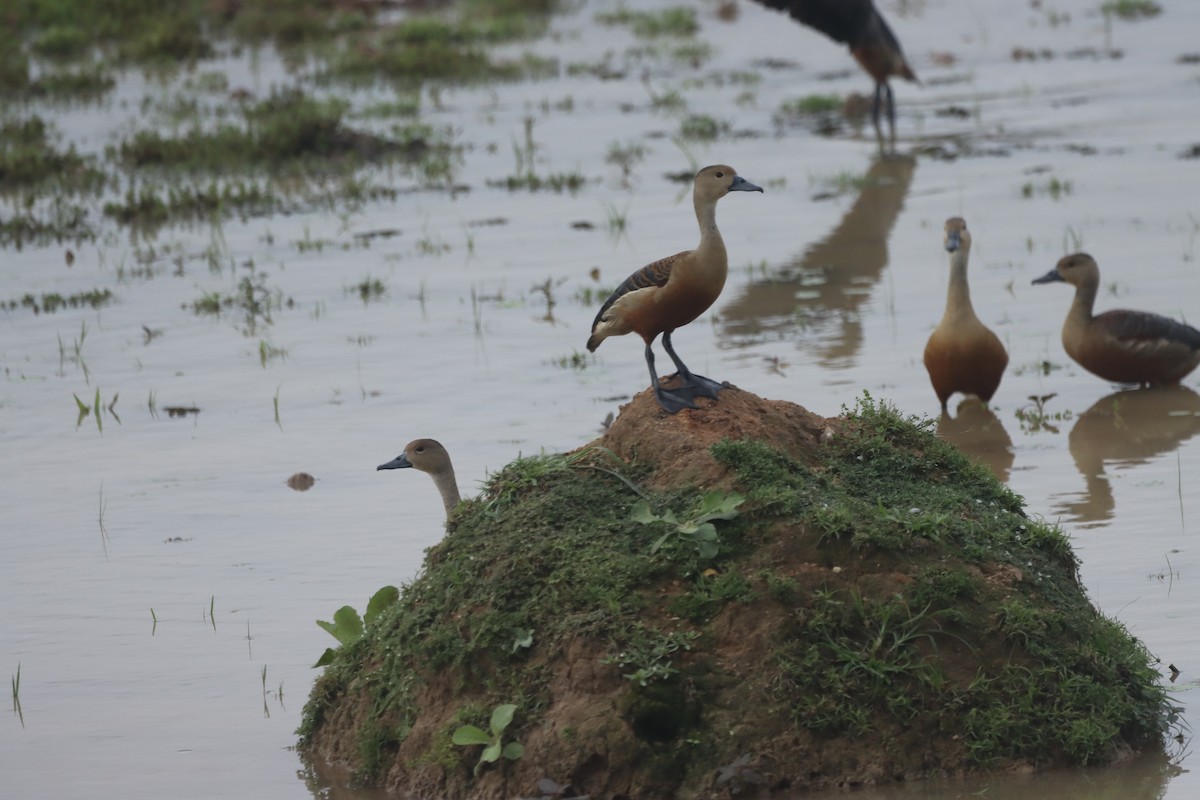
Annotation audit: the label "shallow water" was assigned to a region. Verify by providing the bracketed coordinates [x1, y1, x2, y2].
[3, 1, 1199, 798]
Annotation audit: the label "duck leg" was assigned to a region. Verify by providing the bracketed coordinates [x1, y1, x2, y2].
[883, 81, 897, 149]
[645, 342, 697, 413]
[661, 331, 726, 400]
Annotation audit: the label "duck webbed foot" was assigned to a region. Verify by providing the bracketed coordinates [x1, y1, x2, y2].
[654, 385, 700, 414]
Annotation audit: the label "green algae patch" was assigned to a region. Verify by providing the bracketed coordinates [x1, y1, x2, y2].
[299, 389, 1173, 799]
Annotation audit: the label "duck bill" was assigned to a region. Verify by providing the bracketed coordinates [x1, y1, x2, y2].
[1031, 268, 1065, 285]
[377, 454, 413, 471]
[728, 176, 764, 193]
[944, 229, 962, 253]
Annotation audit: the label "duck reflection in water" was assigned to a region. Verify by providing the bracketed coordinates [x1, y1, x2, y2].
[935, 399, 1014, 484]
[1052, 385, 1200, 525]
[720, 155, 915, 369]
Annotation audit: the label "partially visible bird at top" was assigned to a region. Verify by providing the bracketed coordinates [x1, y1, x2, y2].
[586, 164, 763, 413]
[377, 439, 461, 518]
[751, 0, 918, 148]
[1032, 253, 1200, 387]
[923, 217, 1008, 411]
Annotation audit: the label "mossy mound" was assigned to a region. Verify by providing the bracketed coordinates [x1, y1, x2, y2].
[299, 387, 1172, 799]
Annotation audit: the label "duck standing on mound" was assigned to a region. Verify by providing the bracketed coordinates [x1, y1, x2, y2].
[377, 439, 461, 518]
[586, 164, 763, 413]
[923, 217, 1008, 410]
[1032, 253, 1200, 386]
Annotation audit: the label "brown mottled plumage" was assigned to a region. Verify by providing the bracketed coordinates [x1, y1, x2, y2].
[1032, 253, 1200, 386]
[377, 438, 461, 518]
[923, 218, 1008, 410]
[752, 0, 918, 147]
[586, 165, 762, 413]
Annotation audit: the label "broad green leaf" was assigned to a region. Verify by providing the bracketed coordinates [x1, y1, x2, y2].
[489, 703, 516, 734]
[451, 725, 491, 746]
[364, 585, 400, 625]
[630, 500, 658, 524]
[694, 522, 718, 541]
[74, 393, 90, 427]
[697, 491, 744, 521]
[510, 627, 534, 653]
[480, 741, 502, 763]
[649, 530, 672, 554]
[502, 741, 524, 760]
[316, 605, 363, 646]
[312, 647, 337, 668]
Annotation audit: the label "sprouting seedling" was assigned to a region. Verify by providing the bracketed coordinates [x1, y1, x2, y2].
[313, 585, 400, 667]
[632, 491, 745, 559]
[11, 663, 22, 727]
[451, 703, 524, 774]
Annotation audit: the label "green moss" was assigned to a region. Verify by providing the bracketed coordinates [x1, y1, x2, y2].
[301, 395, 1172, 792]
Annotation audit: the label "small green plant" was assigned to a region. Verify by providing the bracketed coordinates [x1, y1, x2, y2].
[678, 114, 722, 141]
[631, 490, 744, 559]
[11, 662, 22, 727]
[779, 94, 841, 116]
[606, 626, 699, 686]
[1015, 393, 1074, 434]
[451, 703, 524, 773]
[258, 340, 288, 367]
[314, 586, 400, 667]
[1101, 1, 1161, 21]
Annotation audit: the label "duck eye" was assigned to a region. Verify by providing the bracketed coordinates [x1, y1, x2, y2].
[715, 171, 724, 178]
[415, 446, 425, 453]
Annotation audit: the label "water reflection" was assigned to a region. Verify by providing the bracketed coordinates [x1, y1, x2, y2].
[720, 154, 916, 367]
[1053, 385, 1200, 525]
[784, 748, 1179, 800]
[937, 399, 1014, 483]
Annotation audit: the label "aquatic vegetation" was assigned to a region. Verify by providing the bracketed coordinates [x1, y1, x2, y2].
[4, 288, 113, 315]
[0, 117, 106, 193]
[1101, 1, 1162, 20]
[778, 93, 842, 116]
[595, 7, 699, 39]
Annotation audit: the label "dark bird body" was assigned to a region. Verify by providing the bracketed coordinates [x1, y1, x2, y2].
[587, 165, 762, 413]
[753, 0, 917, 146]
[1032, 253, 1200, 386]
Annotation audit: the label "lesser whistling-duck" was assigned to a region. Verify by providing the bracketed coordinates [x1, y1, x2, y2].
[923, 217, 1008, 410]
[377, 438, 461, 517]
[751, 0, 918, 147]
[586, 164, 763, 413]
[1032, 253, 1200, 386]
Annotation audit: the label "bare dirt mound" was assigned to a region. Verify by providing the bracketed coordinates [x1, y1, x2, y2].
[300, 387, 1170, 799]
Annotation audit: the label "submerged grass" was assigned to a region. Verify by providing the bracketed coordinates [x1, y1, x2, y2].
[301, 396, 1172, 790]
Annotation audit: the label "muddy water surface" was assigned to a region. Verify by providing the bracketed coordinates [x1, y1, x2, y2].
[3, 1, 1198, 798]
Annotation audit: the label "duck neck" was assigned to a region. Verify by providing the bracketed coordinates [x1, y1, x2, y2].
[431, 471, 461, 517]
[943, 249, 975, 319]
[1067, 276, 1098, 325]
[693, 195, 727, 266]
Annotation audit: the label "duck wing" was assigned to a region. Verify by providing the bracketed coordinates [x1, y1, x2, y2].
[1099, 309, 1200, 350]
[591, 251, 687, 330]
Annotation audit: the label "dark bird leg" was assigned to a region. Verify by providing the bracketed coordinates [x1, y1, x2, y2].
[884, 81, 897, 150]
[645, 342, 697, 413]
[662, 331, 726, 400]
[870, 80, 886, 148]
